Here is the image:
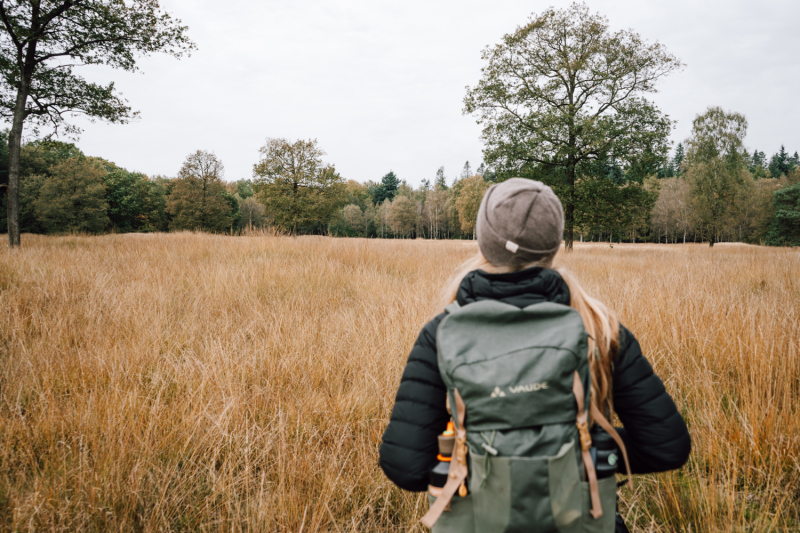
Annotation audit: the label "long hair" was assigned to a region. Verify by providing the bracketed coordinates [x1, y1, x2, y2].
[437, 251, 620, 415]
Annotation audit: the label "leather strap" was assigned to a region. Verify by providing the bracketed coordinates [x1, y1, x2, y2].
[421, 389, 469, 528]
[590, 404, 633, 490]
[573, 371, 603, 519]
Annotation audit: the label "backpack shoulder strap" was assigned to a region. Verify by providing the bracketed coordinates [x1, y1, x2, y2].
[444, 300, 461, 314]
[590, 404, 633, 490]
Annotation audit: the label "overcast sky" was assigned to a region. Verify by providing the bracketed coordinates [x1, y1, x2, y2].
[10, 0, 800, 186]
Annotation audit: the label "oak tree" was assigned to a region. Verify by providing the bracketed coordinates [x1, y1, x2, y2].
[0, 0, 194, 246]
[167, 150, 232, 233]
[253, 138, 346, 234]
[464, 2, 680, 249]
[33, 157, 108, 233]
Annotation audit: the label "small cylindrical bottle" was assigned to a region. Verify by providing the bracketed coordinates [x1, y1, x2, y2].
[590, 426, 619, 479]
[428, 421, 456, 496]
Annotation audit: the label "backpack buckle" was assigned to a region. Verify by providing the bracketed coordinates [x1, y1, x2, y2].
[577, 420, 592, 451]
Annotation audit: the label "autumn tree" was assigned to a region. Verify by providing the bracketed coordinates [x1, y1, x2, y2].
[0, 0, 194, 247]
[651, 177, 693, 243]
[388, 195, 417, 238]
[424, 186, 448, 239]
[455, 175, 489, 238]
[34, 157, 108, 233]
[341, 204, 364, 234]
[684, 107, 750, 246]
[253, 138, 346, 234]
[239, 196, 266, 229]
[463, 2, 681, 249]
[167, 150, 232, 232]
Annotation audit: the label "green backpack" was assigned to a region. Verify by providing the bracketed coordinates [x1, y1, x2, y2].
[421, 300, 632, 533]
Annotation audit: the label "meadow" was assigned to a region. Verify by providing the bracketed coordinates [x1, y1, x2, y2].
[0, 233, 798, 532]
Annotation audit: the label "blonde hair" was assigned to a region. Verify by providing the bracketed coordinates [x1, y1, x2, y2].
[437, 252, 619, 415]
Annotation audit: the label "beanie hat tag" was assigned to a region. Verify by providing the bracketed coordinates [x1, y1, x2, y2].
[505, 241, 520, 253]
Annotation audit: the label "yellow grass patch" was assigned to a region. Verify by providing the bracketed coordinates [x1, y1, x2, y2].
[0, 234, 798, 531]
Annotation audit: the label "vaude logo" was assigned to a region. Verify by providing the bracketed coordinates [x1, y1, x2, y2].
[490, 382, 548, 398]
[509, 382, 548, 394]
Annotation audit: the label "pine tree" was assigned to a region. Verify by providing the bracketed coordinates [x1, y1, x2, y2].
[461, 161, 472, 180]
[378, 171, 399, 203]
[435, 167, 448, 190]
[673, 143, 685, 176]
[789, 152, 800, 170]
[768, 145, 790, 178]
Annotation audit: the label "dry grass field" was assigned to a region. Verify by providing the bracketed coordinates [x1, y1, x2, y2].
[0, 233, 798, 532]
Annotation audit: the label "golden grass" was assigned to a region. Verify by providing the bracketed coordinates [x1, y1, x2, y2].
[0, 234, 798, 532]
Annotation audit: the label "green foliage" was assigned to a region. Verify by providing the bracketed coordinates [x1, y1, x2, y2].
[749, 149, 768, 178]
[684, 107, 750, 245]
[103, 169, 166, 232]
[167, 151, 233, 233]
[388, 195, 416, 237]
[18, 173, 47, 233]
[576, 175, 655, 241]
[344, 180, 371, 210]
[329, 204, 365, 237]
[766, 183, 800, 246]
[0, 1, 195, 136]
[435, 167, 448, 190]
[34, 158, 109, 234]
[223, 190, 241, 231]
[19, 140, 85, 177]
[673, 143, 685, 177]
[235, 179, 254, 200]
[2, 139, 85, 233]
[253, 138, 346, 234]
[372, 171, 400, 205]
[464, 2, 680, 248]
[238, 196, 266, 229]
[768, 145, 795, 178]
[1, 0, 194, 246]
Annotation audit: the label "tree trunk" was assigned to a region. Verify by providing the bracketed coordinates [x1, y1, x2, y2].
[7, 81, 30, 248]
[565, 164, 575, 251]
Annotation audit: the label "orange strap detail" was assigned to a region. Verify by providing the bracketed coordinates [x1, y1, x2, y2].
[573, 371, 603, 519]
[421, 389, 469, 529]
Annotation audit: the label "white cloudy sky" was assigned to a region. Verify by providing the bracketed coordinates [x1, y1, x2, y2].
[11, 0, 800, 186]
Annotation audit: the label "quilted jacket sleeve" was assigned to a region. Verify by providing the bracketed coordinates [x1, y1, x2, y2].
[379, 314, 450, 492]
[613, 325, 691, 474]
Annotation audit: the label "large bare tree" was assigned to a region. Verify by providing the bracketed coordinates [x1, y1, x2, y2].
[0, 0, 194, 247]
[464, 2, 681, 250]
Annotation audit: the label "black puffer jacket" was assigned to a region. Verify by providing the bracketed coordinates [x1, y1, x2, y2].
[379, 267, 691, 492]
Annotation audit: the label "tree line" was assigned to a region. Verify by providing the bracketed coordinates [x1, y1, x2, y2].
[1, 123, 797, 247]
[1, 1, 798, 246]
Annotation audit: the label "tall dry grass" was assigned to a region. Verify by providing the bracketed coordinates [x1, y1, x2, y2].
[0, 234, 798, 532]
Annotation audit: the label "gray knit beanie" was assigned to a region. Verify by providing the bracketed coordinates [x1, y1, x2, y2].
[476, 178, 564, 267]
